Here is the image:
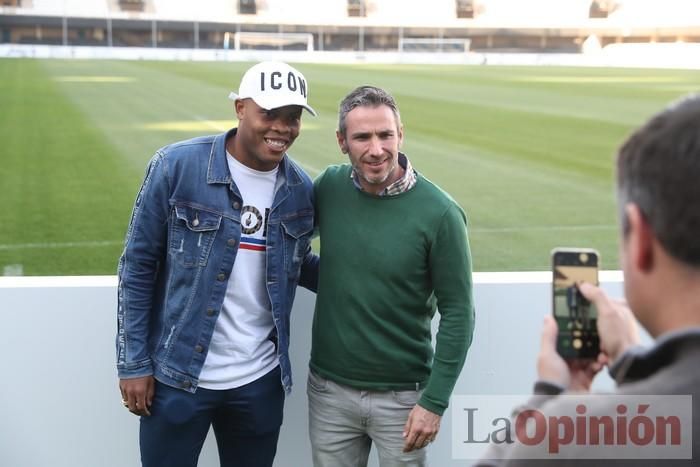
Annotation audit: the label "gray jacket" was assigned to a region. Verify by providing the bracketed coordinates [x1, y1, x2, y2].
[476, 328, 700, 467]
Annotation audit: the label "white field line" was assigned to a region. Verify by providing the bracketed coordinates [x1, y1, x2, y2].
[298, 162, 322, 176]
[0, 240, 123, 251]
[0, 275, 117, 288]
[471, 224, 616, 233]
[3, 264, 23, 276]
[194, 115, 228, 132]
[0, 225, 615, 251]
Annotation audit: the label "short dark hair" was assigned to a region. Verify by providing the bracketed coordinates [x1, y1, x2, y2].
[337, 85, 401, 137]
[617, 94, 700, 266]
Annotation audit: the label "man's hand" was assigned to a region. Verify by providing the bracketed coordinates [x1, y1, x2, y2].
[119, 376, 155, 416]
[537, 315, 605, 391]
[578, 282, 640, 364]
[402, 404, 441, 452]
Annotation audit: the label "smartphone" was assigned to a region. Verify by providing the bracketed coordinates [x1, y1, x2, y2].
[551, 248, 600, 359]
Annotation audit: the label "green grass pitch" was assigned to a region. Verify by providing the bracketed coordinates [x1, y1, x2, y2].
[1, 58, 698, 275]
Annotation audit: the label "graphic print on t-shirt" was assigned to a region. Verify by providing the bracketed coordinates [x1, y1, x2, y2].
[239, 206, 270, 252]
[198, 152, 279, 390]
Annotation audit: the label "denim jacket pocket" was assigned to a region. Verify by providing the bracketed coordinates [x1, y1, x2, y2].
[169, 204, 222, 268]
[281, 213, 313, 278]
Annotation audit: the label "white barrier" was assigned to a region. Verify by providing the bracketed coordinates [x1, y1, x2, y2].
[2, 43, 700, 69]
[0, 272, 635, 466]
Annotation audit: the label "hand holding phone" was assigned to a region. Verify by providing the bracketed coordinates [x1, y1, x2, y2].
[552, 248, 600, 360]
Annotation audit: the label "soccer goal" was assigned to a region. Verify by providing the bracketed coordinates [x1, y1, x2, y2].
[224, 32, 314, 51]
[398, 37, 471, 53]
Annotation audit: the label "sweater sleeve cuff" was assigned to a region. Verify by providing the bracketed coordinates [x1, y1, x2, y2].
[417, 397, 446, 416]
[533, 380, 566, 396]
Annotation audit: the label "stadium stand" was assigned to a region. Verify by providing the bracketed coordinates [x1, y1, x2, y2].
[0, 0, 698, 53]
[611, 0, 700, 24]
[117, 0, 147, 13]
[475, 0, 592, 24]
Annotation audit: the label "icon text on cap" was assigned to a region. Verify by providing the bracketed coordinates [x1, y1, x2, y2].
[259, 71, 307, 98]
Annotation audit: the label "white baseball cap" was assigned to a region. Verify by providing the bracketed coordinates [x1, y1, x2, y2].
[228, 61, 317, 116]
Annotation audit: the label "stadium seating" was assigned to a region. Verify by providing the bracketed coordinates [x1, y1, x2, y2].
[1, 0, 698, 52]
[3, 0, 700, 27]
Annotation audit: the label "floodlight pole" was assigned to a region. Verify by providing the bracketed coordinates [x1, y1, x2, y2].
[278, 24, 283, 51]
[61, 0, 67, 47]
[103, 0, 112, 48]
[107, 16, 112, 47]
[152, 19, 157, 48]
[359, 0, 365, 52]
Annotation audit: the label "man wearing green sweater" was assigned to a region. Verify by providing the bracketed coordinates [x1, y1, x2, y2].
[308, 85, 475, 466]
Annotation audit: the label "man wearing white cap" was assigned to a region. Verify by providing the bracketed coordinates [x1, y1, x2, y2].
[116, 61, 318, 467]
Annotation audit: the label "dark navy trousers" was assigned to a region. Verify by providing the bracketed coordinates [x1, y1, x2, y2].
[140, 366, 284, 467]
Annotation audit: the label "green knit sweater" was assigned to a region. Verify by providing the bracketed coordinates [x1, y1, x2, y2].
[310, 164, 475, 415]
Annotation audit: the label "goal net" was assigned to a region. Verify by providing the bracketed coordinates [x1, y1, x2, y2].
[398, 38, 471, 53]
[225, 32, 314, 51]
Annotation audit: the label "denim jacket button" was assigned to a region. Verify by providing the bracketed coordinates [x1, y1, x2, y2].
[217, 273, 226, 281]
[194, 345, 203, 353]
[206, 308, 215, 316]
[182, 381, 191, 389]
[232, 201, 241, 210]
[227, 238, 237, 247]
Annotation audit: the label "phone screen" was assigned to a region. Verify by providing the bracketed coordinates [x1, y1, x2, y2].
[552, 248, 600, 359]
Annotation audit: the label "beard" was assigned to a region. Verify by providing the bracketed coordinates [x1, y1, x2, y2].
[354, 158, 398, 187]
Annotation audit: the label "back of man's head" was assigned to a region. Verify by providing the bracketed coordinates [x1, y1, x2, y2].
[617, 94, 700, 268]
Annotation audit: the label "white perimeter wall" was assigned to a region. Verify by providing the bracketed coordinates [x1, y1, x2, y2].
[0, 272, 639, 467]
[2, 43, 700, 70]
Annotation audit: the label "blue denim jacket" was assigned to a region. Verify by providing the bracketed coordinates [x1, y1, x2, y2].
[116, 128, 317, 394]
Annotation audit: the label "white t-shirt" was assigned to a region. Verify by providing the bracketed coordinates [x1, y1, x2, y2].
[198, 153, 279, 389]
